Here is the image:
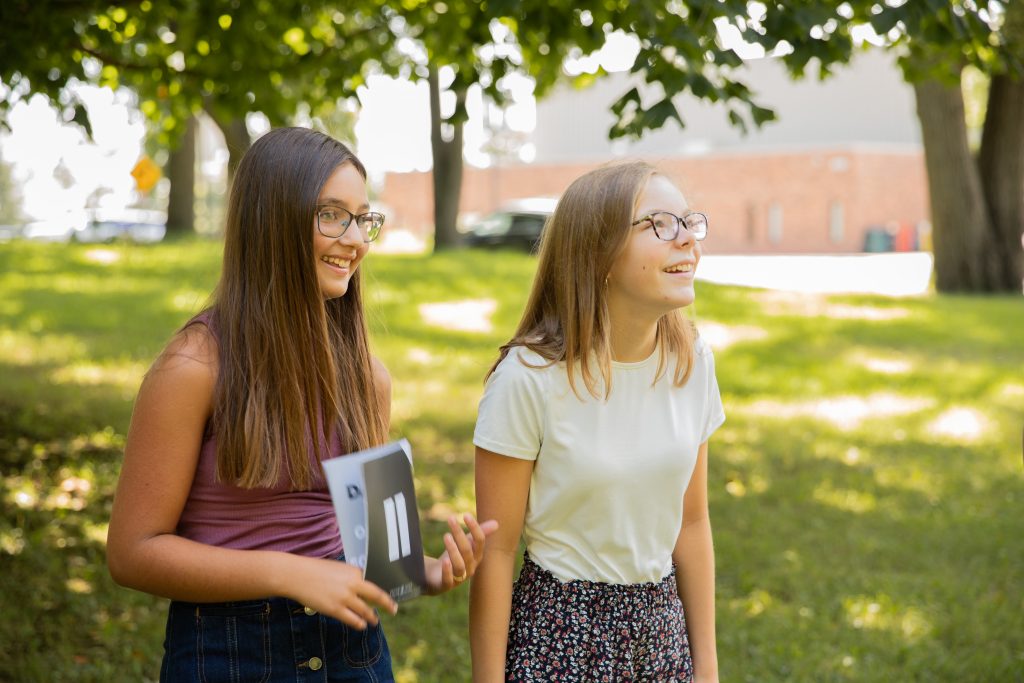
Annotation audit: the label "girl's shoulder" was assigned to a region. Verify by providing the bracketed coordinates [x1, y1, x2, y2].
[149, 318, 219, 386]
[692, 332, 713, 358]
[498, 344, 558, 375]
[487, 345, 558, 397]
[370, 354, 391, 384]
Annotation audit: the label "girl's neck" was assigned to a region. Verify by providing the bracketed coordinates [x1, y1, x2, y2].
[608, 317, 659, 363]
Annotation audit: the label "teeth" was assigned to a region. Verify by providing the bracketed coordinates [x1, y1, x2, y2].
[322, 256, 351, 268]
[664, 263, 693, 273]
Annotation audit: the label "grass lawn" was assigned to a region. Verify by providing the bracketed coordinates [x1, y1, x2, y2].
[1, 238, 1021, 682]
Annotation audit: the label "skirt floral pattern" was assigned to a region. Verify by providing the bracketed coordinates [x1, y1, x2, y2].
[506, 553, 693, 682]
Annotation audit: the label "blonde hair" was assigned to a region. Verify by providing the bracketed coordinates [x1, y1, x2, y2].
[489, 161, 696, 398]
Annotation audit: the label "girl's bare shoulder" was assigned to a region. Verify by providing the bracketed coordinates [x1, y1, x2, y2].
[147, 321, 219, 389]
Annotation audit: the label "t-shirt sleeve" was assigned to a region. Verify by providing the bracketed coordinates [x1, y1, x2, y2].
[473, 349, 546, 461]
[700, 342, 726, 444]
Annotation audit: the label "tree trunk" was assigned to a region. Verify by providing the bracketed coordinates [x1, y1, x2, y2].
[428, 65, 465, 252]
[913, 76, 997, 292]
[977, 73, 1024, 293]
[165, 116, 196, 235]
[976, 0, 1024, 294]
[206, 111, 250, 188]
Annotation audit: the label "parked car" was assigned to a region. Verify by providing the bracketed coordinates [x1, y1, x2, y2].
[20, 209, 166, 244]
[73, 209, 167, 244]
[462, 197, 557, 252]
[0, 224, 22, 241]
[22, 213, 87, 242]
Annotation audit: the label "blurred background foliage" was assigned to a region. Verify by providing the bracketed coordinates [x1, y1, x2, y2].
[1, 1, 1020, 287]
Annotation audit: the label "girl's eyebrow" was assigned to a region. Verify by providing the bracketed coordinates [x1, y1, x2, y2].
[633, 208, 693, 223]
[636, 207, 692, 216]
[317, 196, 371, 212]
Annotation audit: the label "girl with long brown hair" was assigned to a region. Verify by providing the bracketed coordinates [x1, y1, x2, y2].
[107, 127, 495, 682]
[470, 161, 724, 682]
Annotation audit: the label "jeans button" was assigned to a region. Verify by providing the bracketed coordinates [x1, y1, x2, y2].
[304, 606, 317, 616]
[307, 656, 323, 671]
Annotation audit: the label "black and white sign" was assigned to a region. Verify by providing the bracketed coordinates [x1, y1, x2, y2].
[322, 439, 426, 602]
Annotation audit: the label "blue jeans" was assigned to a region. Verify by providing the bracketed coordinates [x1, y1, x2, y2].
[160, 593, 394, 682]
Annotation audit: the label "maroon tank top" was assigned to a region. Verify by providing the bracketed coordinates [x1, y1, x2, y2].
[174, 313, 343, 559]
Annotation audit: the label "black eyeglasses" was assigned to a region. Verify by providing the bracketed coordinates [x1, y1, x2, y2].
[631, 211, 708, 242]
[316, 205, 385, 242]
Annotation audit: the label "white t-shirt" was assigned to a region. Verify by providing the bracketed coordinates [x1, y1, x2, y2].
[473, 336, 725, 584]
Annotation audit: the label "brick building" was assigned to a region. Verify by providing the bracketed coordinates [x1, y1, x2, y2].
[379, 51, 929, 254]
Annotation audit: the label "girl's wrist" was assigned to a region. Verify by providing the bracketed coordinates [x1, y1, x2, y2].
[263, 551, 294, 598]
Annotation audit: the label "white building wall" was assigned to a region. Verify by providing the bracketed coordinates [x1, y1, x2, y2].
[530, 50, 922, 163]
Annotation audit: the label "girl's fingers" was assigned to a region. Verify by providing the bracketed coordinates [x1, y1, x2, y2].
[447, 516, 475, 566]
[356, 598, 382, 627]
[444, 532, 469, 581]
[464, 513, 487, 560]
[336, 606, 369, 631]
[357, 582, 398, 616]
[442, 556, 455, 587]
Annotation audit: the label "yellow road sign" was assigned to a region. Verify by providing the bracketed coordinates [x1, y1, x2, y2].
[131, 156, 161, 192]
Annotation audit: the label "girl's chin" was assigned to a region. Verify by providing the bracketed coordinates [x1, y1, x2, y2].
[320, 281, 351, 300]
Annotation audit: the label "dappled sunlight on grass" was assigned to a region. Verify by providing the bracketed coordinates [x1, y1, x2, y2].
[0, 329, 88, 364]
[741, 393, 934, 430]
[0, 526, 26, 554]
[723, 471, 769, 498]
[406, 347, 435, 365]
[870, 460, 945, 505]
[169, 289, 211, 313]
[50, 360, 146, 392]
[392, 639, 427, 683]
[925, 407, 991, 443]
[843, 595, 933, 643]
[38, 273, 137, 295]
[66, 577, 94, 594]
[82, 248, 122, 265]
[698, 320, 768, 350]
[730, 588, 775, 618]
[5, 465, 100, 513]
[813, 482, 877, 513]
[84, 520, 109, 546]
[751, 290, 911, 320]
[418, 298, 497, 333]
[849, 351, 915, 375]
[823, 303, 910, 320]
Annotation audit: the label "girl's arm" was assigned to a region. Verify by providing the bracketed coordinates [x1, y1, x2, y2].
[469, 446, 533, 683]
[107, 328, 397, 629]
[674, 441, 719, 683]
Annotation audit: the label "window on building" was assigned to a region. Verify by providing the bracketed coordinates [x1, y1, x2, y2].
[767, 203, 783, 244]
[829, 201, 844, 244]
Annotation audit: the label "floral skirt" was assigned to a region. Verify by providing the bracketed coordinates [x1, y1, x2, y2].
[506, 553, 693, 682]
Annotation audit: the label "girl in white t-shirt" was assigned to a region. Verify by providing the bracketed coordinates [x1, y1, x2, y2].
[469, 161, 725, 682]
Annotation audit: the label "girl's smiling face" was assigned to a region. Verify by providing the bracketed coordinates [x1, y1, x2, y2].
[606, 174, 702, 321]
[313, 162, 370, 300]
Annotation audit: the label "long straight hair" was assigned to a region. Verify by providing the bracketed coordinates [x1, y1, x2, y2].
[210, 127, 387, 489]
[490, 161, 696, 398]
